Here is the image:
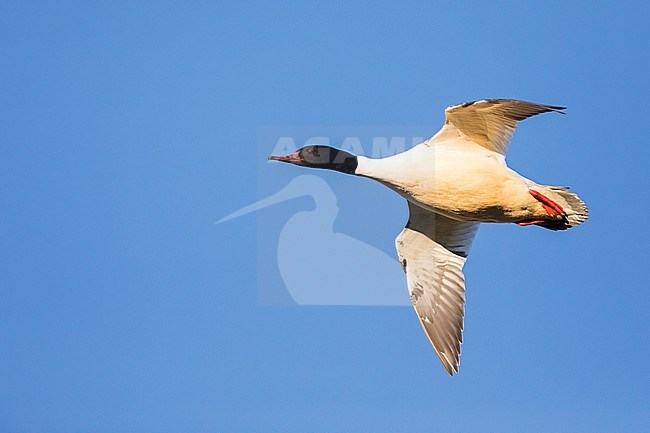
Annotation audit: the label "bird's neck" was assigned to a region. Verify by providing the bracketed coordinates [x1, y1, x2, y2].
[355, 154, 410, 182]
[328, 155, 358, 174]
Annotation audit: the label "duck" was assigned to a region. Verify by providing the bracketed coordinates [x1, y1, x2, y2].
[269, 99, 589, 375]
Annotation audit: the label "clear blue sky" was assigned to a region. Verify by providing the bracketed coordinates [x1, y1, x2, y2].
[1, 2, 649, 432]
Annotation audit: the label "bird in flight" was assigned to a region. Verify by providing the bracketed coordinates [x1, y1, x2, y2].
[269, 99, 589, 375]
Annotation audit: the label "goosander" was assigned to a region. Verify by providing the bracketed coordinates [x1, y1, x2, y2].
[269, 99, 589, 375]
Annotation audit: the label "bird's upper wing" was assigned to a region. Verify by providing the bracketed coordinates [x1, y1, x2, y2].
[396, 202, 479, 375]
[435, 99, 565, 155]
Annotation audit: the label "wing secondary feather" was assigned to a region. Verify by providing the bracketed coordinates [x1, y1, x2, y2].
[396, 202, 479, 375]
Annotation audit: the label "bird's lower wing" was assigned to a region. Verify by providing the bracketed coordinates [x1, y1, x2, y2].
[396, 202, 479, 375]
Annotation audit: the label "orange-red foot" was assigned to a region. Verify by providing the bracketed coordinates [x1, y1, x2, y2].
[516, 219, 547, 226]
[516, 190, 568, 229]
[529, 189, 564, 216]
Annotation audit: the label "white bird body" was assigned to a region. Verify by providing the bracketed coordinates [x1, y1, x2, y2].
[269, 99, 589, 375]
[356, 141, 539, 223]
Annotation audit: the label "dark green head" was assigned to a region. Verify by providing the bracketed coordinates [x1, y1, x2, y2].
[269, 145, 358, 174]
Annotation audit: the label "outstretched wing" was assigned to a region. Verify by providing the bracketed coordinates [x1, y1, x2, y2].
[437, 99, 565, 155]
[396, 202, 479, 375]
